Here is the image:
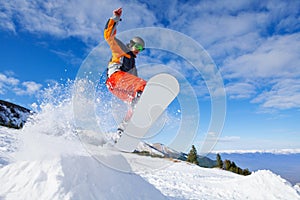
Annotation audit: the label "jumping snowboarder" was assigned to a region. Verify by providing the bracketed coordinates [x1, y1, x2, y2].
[104, 7, 146, 141]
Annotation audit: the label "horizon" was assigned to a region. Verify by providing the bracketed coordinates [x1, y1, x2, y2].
[0, 0, 299, 152]
[211, 148, 300, 155]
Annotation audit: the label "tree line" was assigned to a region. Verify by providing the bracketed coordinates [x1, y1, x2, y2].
[216, 153, 251, 175]
[186, 145, 251, 176]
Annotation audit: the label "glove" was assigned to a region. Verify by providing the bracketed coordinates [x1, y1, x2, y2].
[113, 8, 122, 17]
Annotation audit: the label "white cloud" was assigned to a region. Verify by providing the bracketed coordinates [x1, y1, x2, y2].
[222, 33, 300, 109]
[20, 81, 43, 95]
[147, 0, 299, 111]
[218, 136, 241, 143]
[1, 0, 299, 111]
[0, 72, 42, 96]
[0, 0, 158, 44]
[0, 1, 16, 33]
[226, 82, 256, 99]
[252, 79, 300, 110]
[0, 73, 20, 94]
[0, 73, 19, 86]
[223, 33, 300, 79]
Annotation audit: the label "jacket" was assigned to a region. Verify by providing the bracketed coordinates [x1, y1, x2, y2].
[104, 15, 138, 78]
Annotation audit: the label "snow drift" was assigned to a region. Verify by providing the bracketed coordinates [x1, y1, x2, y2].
[0, 155, 166, 200]
[0, 82, 299, 200]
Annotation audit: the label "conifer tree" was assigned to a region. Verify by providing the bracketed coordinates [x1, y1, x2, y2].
[187, 145, 199, 165]
[229, 161, 237, 172]
[242, 168, 251, 175]
[224, 159, 231, 170]
[216, 153, 223, 168]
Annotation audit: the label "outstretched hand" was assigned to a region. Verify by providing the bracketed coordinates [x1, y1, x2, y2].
[113, 7, 122, 17]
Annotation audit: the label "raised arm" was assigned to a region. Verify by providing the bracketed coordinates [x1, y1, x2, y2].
[103, 8, 131, 64]
[104, 7, 122, 40]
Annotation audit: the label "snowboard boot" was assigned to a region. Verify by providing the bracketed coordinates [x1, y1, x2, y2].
[131, 90, 143, 109]
[112, 128, 124, 143]
[112, 91, 142, 144]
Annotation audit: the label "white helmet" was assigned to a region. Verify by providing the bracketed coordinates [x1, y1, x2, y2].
[128, 36, 145, 51]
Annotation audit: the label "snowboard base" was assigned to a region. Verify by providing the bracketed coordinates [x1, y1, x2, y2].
[115, 73, 180, 152]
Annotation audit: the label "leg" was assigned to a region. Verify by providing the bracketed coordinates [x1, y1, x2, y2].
[106, 71, 146, 104]
[106, 71, 146, 137]
[118, 89, 142, 127]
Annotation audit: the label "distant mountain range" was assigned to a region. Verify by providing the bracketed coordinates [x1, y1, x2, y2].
[208, 152, 300, 185]
[213, 149, 300, 154]
[136, 142, 217, 168]
[0, 100, 31, 129]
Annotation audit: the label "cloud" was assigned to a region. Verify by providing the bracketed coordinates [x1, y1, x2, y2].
[0, 1, 16, 33]
[202, 132, 240, 142]
[14, 81, 43, 95]
[223, 33, 300, 79]
[252, 78, 300, 110]
[144, 0, 299, 111]
[0, 0, 158, 44]
[1, 0, 299, 111]
[222, 33, 300, 110]
[0, 73, 19, 86]
[0, 72, 42, 96]
[226, 82, 256, 99]
[0, 73, 20, 94]
[1, 1, 108, 42]
[218, 136, 241, 143]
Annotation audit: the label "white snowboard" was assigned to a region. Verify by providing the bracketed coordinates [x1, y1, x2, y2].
[115, 73, 180, 152]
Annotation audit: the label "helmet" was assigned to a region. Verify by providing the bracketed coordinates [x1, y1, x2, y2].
[131, 36, 145, 47]
[128, 36, 145, 50]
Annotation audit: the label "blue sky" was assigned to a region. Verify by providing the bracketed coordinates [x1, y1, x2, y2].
[0, 0, 299, 151]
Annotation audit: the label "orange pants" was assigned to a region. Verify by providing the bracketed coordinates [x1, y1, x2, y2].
[106, 71, 146, 104]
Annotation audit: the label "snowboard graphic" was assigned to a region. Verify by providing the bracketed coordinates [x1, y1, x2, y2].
[115, 73, 180, 152]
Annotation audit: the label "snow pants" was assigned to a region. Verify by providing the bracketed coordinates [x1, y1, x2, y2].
[106, 71, 146, 122]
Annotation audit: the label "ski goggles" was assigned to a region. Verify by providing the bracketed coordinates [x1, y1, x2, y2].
[133, 43, 144, 52]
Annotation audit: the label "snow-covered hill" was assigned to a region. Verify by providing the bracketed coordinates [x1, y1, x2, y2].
[136, 142, 216, 168]
[0, 97, 299, 199]
[0, 100, 31, 129]
[1, 125, 300, 200]
[209, 152, 300, 185]
[0, 155, 166, 200]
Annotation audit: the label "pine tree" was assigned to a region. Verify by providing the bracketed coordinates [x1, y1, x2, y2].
[229, 161, 237, 172]
[216, 153, 223, 168]
[223, 159, 251, 176]
[187, 145, 199, 165]
[242, 168, 251, 175]
[224, 159, 231, 170]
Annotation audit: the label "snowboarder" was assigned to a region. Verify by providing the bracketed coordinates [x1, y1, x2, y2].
[104, 7, 146, 140]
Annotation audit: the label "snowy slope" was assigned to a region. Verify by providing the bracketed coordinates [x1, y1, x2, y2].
[0, 100, 31, 129]
[0, 125, 166, 200]
[136, 142, 216, 168]
[0, 97, 299, 199]
[209, 152, 300, 185]
[0, 156, 166, 200]
[1, 125, 299, 200]
[132, 157, 300, 200]
[0, 127, 18, 167]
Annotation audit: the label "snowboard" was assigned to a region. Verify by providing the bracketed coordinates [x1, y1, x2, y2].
[115, 73, 180, 152]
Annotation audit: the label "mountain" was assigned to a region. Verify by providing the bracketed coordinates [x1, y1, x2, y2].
[209, 152, 300, 185]
[0, 100, 31, 129]
[0, 97, 299, 199]
[1, 125, 300, 199]
[0, 155, 167, 200]
[1, 114, 300, 199]
[136, 142, 216, 168]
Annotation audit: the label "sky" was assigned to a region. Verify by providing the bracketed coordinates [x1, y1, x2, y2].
[0, 0, 299, 151]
